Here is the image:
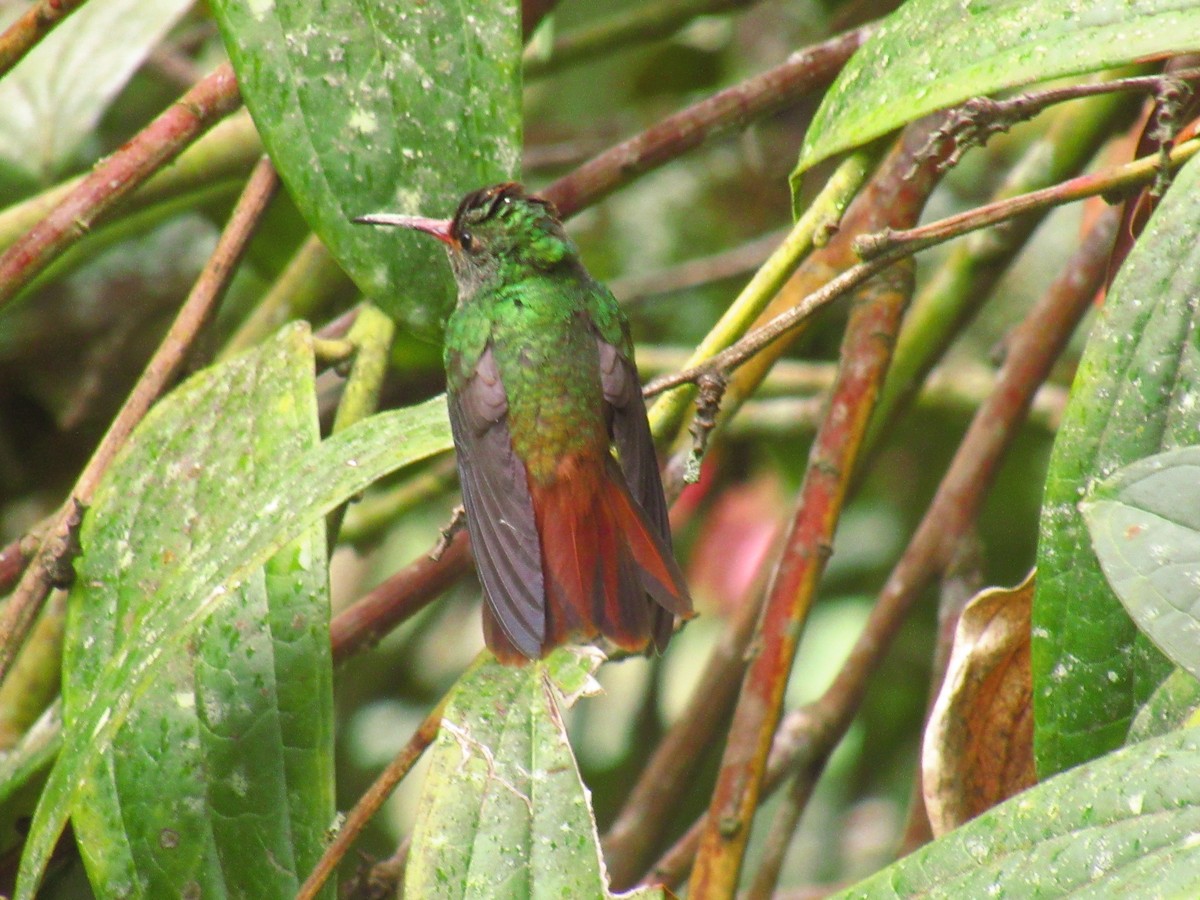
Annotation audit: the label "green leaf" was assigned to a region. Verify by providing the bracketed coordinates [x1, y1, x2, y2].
[1032, 154, 1200, 777]
[1128, 668, 1200, 745]
[1083, 447, 1200, 682]
[209, 0, 522, 336]
[0, 0, 194, 190]
[406, 649, 667, 900]
[16, 326, 453, 898]
[61, 324, 332, 897]
[831, 726, 1200, 899]
[792, 0, 1200, 187]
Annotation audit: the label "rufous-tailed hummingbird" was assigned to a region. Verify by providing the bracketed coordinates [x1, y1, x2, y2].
[357, 183, 692, 663]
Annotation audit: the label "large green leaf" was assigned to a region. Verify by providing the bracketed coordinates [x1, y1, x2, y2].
[831, 726, 1200, 899]
[62, 325, 332, 897]
[209, 0, 522, 336]
[0, 0, 194, 191]
[792, 0, 1200, 187]
[16, 326, 453, 898]
[406, 650, 665, 900]
[1083, 447, 1200, 683]
[1032, 155, 1200, 777]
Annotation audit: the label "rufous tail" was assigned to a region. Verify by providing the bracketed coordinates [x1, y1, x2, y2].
[521, 455, 691, 659]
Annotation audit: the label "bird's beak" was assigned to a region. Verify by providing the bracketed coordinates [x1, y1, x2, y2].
[353, 213, 455, 247]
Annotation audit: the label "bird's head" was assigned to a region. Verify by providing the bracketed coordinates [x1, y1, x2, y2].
[356, 183, 577, 301]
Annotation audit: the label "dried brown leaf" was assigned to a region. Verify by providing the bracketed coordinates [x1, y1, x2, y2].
[923, 570, 1036, 836]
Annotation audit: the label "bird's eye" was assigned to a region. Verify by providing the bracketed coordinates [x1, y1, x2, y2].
[459, 230, 474, 251]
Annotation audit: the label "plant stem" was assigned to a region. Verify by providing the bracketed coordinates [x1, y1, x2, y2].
[296, 671, 460, 900]
[331, 529, 471, 664]
[865, 85, 1133, 456]
[647, 148, 878, 441]
[541, 25, 872, 217]
[644, 202, 1119, 893]
[526, 0, 759, 78]
[0, 0, 91, 77]
[0, 61, 242, 310]
[0, 157, 279, 687]
[222, 232, 353, 358]
[0, 110, 262, 250]
[687, 261, 913, 897]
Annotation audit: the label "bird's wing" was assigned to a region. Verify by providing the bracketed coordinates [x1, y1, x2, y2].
[596, 335, 673, 547]
[448, 345, 544, 658]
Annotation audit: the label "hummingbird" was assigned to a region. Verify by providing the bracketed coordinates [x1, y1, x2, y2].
[357, 183, 692, 663]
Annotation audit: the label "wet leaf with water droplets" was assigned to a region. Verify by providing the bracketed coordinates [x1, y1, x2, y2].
[1084, 446, 1200, 683]
[831, 727, 1200, 898]
[208, 0, 522, 336]
[793, 0, 1200, 194]
[15, 326, 453, 898]
[406, 650, 668, 899]
[1034, 153, 1200, 778]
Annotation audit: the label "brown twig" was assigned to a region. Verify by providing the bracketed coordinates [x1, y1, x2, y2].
[754, 206, 1120, 889]
[603, 559, 764, 888]
[541, 25, 872, 217]
[641, 249, 909, 399]
[0, 533, 40, 597]
[645, 206, 1118, 891]
[297, 692, 449, 900]
[914, 68, 1200, 175]
[856, 136, 1200, 260]
[0, 0, 91, 77]
[614, 116, 952, 890]
[0, 156, 279, 687]
[0, 61, 242, 310]
[331, 530, 472, 665]
[526, 0, 759, 78]
[687, 260, 913, 896]
[641, 133, 1200, 405]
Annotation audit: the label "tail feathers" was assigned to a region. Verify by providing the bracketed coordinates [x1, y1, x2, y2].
[531, 457, 692, 656]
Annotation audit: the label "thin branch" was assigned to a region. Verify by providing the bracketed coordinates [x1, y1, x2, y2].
[864, 85, 1132, 459]
[642, 135, 1200, 406]
[642, 248, 905, 398]
[607, 117, 951, 890]
[688, 261, 914, 896]
[296, 683, 454, 900]
[0, 61, 242, 310]
[222, 233, 352, 358]
[647, 203, 1121, 893]
[754, 207, 1119, 889]
[857, 136, 1200, 259]
[0, 532, 41, 597]
[0, 0, 91, 77]
[331, 530, 472, 664]
[526, 0, 759, 78]
[0, 156, 279, 687]
[541, 24, 872, 217]
[915, 67, 1200, 174]
[646, 148, 881, 443]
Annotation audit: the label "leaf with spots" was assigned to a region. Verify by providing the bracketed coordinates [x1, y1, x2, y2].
[209, 0, 522, 336]
[792, 0, 1200, 194]
[1084, 447, 1200, 685]
[405, 649, 668, 900]
[16, 325, 453, 897]
[1032, 153, 1200, 778]
[830, 726, 1200, 898]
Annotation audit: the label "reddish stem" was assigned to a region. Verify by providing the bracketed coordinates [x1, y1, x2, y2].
[541, 25, 871, 217]
[0, 62, 242, 310]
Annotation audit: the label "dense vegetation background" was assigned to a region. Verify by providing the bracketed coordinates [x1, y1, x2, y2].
[1, 0, 1200, 897]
